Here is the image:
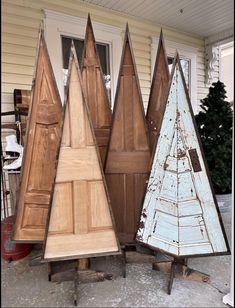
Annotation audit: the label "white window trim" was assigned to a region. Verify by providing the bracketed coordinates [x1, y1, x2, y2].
[43, 9, 122, 106]
[151, 37, 198, 113]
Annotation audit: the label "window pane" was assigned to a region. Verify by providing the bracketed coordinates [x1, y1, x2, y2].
[62, 37, 84, 69]
[61, 36, 111, 101]
[167, 57, 190, 90]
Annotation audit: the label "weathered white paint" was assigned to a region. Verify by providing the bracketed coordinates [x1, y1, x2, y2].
[137, 59, 228, 257]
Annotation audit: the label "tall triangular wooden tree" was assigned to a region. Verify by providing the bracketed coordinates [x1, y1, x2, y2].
[14, 29, 62, 242]
[105, 25, 151, 244]
[137, 53, 230, 257]
[146, 29, 170, 153]
[81, 14, 112, 165]
[43, 44, 120, 261]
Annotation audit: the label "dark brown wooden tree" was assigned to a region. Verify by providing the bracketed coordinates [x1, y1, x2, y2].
[146, 29, 170, 153]
[105, 25, 151, 244]
[81, 14, 112, 166]
[14, 30, 62, 242]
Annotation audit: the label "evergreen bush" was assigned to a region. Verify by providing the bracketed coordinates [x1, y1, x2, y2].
[195, 81, 233, 194]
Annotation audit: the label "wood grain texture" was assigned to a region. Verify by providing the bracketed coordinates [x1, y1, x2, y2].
[43, 45, 120, 261]
[137, 54, 230, 257]
[146, 30, 170, 153]
[13, 30, 62, 242]
[81, 15, 112, 165]
[105, 25, 151, 244]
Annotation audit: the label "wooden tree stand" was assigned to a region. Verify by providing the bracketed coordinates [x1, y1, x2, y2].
[152, 257, 210, 294]
[46, 258, 113, 306]
[28, 249, 210, 302]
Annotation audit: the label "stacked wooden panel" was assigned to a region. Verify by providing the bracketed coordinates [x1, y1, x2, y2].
[43, 45, 120, 261]
[146, 30, 170, 153]
[105, 25, 151, 244]
[14, 30, 62, 242]
[137, 54, 230, 257]
[81, 14, 112, 166]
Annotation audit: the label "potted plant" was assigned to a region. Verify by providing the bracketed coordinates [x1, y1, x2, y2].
[195, 80, 233, 212]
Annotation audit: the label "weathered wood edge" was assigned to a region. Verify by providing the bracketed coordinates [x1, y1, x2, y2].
[81, 13, 112, 117]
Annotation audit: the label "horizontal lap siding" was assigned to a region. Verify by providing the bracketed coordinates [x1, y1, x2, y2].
[1, 0, 217, 128]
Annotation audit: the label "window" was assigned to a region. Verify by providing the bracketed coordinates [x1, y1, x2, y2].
[44, 10, 122, 106]
[151, 37, 198, 113]
[61, 36, 111, 101]
[167, 57, 190, 90]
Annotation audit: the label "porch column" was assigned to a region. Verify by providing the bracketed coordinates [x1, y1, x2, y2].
[223, 122, 234, 307]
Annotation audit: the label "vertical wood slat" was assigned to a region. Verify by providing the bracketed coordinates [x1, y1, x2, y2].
[123, 76, 134, 151]
[73, 181, 89, 234]
[70, 63, 85, 148]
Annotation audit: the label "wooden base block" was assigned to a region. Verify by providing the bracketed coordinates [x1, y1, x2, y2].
[51, 269, 113, 283]
[126, 251, 156, 263]
[48, 258, 113, 284]
[152, 261, 210, 282]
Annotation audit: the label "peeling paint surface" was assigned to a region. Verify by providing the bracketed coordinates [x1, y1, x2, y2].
[137, 62, 228, 257]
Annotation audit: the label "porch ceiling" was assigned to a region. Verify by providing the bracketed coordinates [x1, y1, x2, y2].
[82, 0, 234, 38]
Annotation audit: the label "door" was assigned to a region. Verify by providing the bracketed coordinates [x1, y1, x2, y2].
[43, 46, 120, 261]
[105, 26, 151, 244]
[137, 54, 229, 257]
[14, 31, 62, 242]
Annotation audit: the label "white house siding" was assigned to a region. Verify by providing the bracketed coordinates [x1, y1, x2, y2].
[1, 0, 219, 132]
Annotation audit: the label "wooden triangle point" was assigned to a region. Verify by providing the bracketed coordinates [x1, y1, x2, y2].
[146, 29, 170, 153]
[81, 15, 112, 165]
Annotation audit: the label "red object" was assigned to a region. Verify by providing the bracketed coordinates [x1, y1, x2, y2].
[1, 216, 31, 261]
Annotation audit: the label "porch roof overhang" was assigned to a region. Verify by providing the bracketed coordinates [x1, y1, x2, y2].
[82, 0, 234, 86]
[82, 0, 234, 43]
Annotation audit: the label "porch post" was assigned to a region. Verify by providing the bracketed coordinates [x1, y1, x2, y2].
[223, 121, 234, 307]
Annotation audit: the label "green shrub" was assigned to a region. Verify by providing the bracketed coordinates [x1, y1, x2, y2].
[195, 81, 233, 194]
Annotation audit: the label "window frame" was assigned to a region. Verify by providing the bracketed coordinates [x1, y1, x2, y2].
[43, 9, 122, 106]
[151, 36, 198, 113]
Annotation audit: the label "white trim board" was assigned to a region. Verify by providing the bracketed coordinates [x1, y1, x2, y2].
[43, 9, 122, 106]
[151, 36, 198, 113]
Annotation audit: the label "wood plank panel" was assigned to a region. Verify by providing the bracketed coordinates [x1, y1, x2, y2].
[13, 30, 62, 242]
[146, 30, 170, 153]
[81, 15, 112, 165]
[43, 44, 120, 261]
[105, 152, 150, 173]
[137, 54, 230, 257]
[48, 183, 73, 235]
[105, 25, 151, 244]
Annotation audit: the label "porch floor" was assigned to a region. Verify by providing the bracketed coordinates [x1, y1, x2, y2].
[1, 209, 232, 308]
